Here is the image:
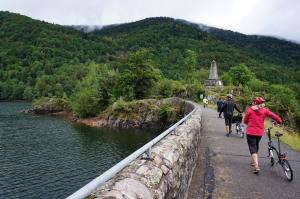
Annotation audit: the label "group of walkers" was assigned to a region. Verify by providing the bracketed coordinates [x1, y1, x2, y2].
[204, 94, 282, 174]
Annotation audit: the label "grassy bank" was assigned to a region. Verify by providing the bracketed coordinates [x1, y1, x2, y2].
[265, 120, 300, 152]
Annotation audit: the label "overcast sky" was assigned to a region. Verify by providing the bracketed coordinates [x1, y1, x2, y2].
[1, 0, 300, 42]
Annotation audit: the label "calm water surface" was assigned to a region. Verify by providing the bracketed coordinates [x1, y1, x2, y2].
[0, 102, 160, 198]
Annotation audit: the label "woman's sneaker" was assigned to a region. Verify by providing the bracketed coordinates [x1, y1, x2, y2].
[253, 167, 260, 174]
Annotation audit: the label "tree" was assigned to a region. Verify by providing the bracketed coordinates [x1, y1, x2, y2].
[228, 64, 255, 86]
[247, 78, 269, 92]
[182, 50, 197, 83]
[267, 84, 298, 114]
[23, 86, 33, 101]
[69, 62, 117, 117]
[69, 87, 100, 117]
[117, 49, 161, 100]
[34, 75, 55, 97]
[265, 84, 300, 130]
[221, 73, 233, 86]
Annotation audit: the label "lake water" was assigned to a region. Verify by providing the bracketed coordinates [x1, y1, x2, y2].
[0, 102, 160, 198]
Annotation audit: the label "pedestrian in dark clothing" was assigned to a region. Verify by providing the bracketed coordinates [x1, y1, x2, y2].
[220, 94, 242, 136]
[217, 98, 224, 118]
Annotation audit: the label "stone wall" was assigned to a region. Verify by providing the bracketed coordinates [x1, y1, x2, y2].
[89, 101, 202, 199]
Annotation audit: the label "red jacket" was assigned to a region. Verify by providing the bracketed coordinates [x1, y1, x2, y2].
[243, 106, 282, 136]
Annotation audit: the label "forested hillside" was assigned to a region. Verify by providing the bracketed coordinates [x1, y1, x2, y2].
[201, 25, 300, 86]
[201, 24, 300, 67]
[0, 11, 299, 129]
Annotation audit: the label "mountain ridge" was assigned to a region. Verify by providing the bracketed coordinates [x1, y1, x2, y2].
[69, 18, 300, 45]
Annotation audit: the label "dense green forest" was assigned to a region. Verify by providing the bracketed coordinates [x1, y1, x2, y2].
[201, 25, 300, 92]
[0, 11, 299, 129]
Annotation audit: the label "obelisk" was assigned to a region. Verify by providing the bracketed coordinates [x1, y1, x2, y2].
[208, 60, 218, 80]
[204, 60, 222, 86]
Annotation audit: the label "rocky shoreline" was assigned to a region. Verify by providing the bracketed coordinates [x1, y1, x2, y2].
[24, 98, 187, 129]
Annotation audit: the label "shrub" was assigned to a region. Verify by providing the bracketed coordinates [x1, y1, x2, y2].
[69, 88, 100, 117]
[154, 79, 186, 98]
[32, 97, 68, 111]
[111, 98, 127, 113]
[159, 104, 173, 121]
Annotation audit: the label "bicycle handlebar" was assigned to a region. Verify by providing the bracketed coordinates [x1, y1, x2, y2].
[266, 121, 285, 141]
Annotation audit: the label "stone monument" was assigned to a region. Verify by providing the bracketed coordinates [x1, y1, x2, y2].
[204, 60, 223, 86]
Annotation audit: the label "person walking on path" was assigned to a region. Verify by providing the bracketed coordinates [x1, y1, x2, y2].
[243, 97, 282, 174]
[203, 97, 208, 108]
[217, 97, 224, 118]
[220, 94, 242, 136]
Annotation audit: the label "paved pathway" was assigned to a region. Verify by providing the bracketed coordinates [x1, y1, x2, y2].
[188, 107, 300, 199]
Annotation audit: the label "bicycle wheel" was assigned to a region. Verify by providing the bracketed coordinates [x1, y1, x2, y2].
[281, 159, 293, 181]
[236, 125, 239, 134]
[270, 157, 275, 166]
[240, 126, 245, 138]
[236, 124, 244, 138]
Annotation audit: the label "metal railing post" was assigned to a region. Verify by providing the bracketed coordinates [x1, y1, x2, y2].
[146, 147, 152, 159]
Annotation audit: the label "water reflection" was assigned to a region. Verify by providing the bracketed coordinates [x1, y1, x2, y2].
[0, 102, 160, 198]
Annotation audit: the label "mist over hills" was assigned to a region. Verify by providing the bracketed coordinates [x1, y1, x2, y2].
[72, 17, 300, 71]
[70, 25, 103, 33]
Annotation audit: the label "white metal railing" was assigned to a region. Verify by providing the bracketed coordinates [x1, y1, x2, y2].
[66, 104, 197, 199]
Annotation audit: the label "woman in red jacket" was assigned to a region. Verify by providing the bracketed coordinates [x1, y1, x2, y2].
[243, 97, 282, 174]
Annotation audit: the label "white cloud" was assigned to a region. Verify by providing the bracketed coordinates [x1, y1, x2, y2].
[0, 0, 299, 42]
